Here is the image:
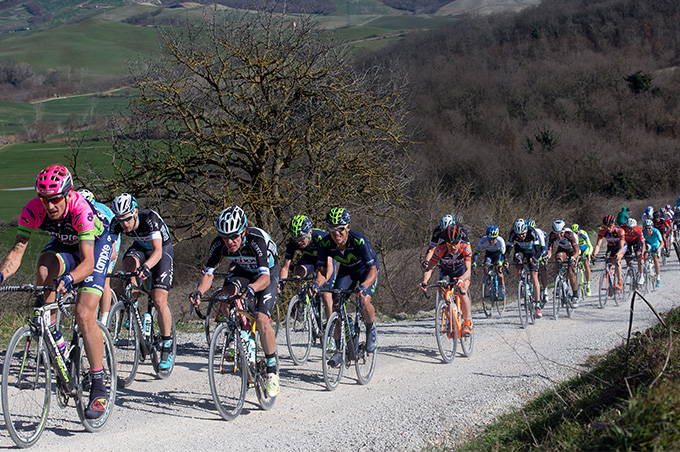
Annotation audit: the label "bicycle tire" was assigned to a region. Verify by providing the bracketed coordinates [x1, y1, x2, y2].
[209, 322, 247, 421]
[552, 274, 562, 320]
[285, 294, 313, 365]
[151, 304, 176, 379]
[322, 312, 344, 390]
[563, 279, 573, 318]
[480, 273, 491, 318]
[614, 274, 624, 307]
[2, 325, 51, 448]
[661, 249, 667, 266]
[459, 308, 474, 357]
[435, 297, 457, 363]
[254, 347, 278, 410]
[271, 299, 281, 339]
[108, 300, 140, 388]
[598, 272, 608, 308]
[576, 262, 586, 300]
[204, 290, 227, 345]
[76, 321, 117, 432]
[354, 310, 377, 384]
[495, 274, 506, 316]
[623, 267, 635, 304]
[517, 275, 528, 329]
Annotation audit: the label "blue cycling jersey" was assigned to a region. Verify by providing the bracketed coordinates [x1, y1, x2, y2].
[643, 227, 663, 250]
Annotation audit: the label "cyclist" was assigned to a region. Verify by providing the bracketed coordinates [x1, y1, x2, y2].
[422, 214, 469, 269]
[616, 206, 630, 227]
[0, 165, 113, 419]
[642, 219, 663, 287]
[78, 189, 120, 326]
[592, 215, 626, 291]
[641, 206, 654, 223]
[471, 225, 506, 300]
[571, 224, 593, 296]
[279, 215, 334, 319]
[312, 208, 379, 367]
[623, 218, 646, 285]
[527, 220, 549, 303]
[504, 219, 543, 317]
[652, 210, 672, 256]
[546, 220, 580, 307]
[188, 206, 281, 396]
[421, 225, 473, 335]
[109, 193, 175, 372]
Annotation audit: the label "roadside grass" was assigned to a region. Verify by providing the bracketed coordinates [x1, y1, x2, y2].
[447, 306, 680, 452]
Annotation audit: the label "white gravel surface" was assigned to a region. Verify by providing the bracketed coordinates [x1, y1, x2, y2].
[2, 257, 679, 452]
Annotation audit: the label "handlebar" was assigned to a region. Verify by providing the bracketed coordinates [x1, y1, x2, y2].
[280, 275, 314, 283]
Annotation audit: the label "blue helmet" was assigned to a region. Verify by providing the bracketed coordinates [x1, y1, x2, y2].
[486, 225, 499, 239]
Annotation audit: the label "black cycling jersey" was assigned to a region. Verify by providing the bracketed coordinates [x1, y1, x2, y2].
[283, 228, 328, 263]
[429, 224, 470, 247]
[505, 226, 543, 260]
[110, 209, 172, 250]
[203, 227, 278, 276]
[317, 229, 379, 272]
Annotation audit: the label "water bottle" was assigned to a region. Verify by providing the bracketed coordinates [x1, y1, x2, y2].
[241, 330, 256, 364]
[143, 313, 152, 338]
[52, 330, 66, 355]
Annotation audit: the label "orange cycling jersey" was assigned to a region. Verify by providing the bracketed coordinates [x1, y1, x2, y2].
[597, 226, 626, 247]
[430, 241, 472, 275]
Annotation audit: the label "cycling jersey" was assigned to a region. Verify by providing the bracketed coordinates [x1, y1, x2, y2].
[643, 227, 663, 251]
[624, 226, 645, 244]
[547, 230, 578, 252]
[472, 237, 505, 265]
[429, 224, 470, 247]
[110, 209, 172, 250]
[93, 201, 120, 272]
[204, 227, 278, 276]
[576, 231, 593, 256]
[505, 227, 542, 259]
[283, 228, 328, 265]
[317, 230, 378, 273]
[18, 192, 107, 244]
[653, 218, 672, 235]
[597, 226, 626, 248]
[431, 241, 472, 277]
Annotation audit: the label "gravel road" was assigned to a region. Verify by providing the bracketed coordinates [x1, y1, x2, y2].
[1, 256, 679, 452]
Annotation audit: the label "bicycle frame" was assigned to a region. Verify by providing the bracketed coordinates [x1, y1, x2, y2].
[110, 272, 155, 358]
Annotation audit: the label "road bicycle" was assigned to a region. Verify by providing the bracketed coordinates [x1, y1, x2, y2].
[423, 280, 474, 363]
[107, 271, 176, 388]
[575, 256, 589, 300]
[642, 251, 659, 292]
[320, 288, 377, 390]
[196, 294, 278, 420]
[623, 257, 646, 300]
[515, 261, 537, 328]
[1, 284, 116, 448]
[551, 260, 574, 320]
[281, 275, 326, 365]
[596, 256, 624, 308]
[204, 271, 281, 343]
[478, 263, 506, 317]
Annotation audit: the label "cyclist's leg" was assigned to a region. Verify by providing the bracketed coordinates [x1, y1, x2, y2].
[254, 265, 279, 357]
[319, 260, 336, 319]
[529, 258, 541, 303]
[37, 242, 75, 352]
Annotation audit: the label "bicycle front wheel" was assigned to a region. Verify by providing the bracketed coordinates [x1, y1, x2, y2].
[354, 312, 377, 385]
[459, 311, 474, 357]
[552, 276, 562, 320]
[209, 323, 247, 421]
[517, 279, 528, 329]
[322, 312, 344, 391]
[2, 326, 51, 448]
[285, 295, 313, 365]
[108, 300, 140, 388]
[204, 290, 228, 345]
[598, 272, 608, 308]
[435, 297, 457, 363]
[151, 304, 176, 379]
[480, 273, 492, 318]
[76, 321, 117, 432]
[270, 299, 282, 339]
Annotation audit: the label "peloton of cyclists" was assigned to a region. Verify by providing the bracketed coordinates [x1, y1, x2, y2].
[472, 225, 506, 300]
[188, 206, 281, 396]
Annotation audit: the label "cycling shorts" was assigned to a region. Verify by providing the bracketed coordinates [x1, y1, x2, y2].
[555, 246, 577, 259]
[579, 244, 592, 256]
[482, 250, 504, 266]
[224, 265, 279, 318]
[513, 247, 539, 272]
[334, 265, 379, 298]
[606, 243, 626, 257]
[42, 232, 113, 297]
[124, 242, 174, 291]
[295, 257, 336, 290]
[647, 243, 660, 255]
[624, 239, 643, 257]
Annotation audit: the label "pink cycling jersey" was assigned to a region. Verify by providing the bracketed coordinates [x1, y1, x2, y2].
[18, 192, 105, 244]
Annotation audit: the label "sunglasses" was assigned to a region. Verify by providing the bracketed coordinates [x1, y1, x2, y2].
[294, 234, 309, 242]
[328, 225, 348, 233]
[220, 231, 241, 241]
[39, 195, 65, 205]
[117, 214, 135, 223]
[446, 240, 461, 246]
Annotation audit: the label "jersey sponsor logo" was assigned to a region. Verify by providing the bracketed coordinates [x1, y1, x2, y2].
[333, 253, 359, 264]
[252, 242, 264, 258]
[94, 243, 112, 274]
[84, 275, 94, 283]
[49, 232, 80, 243]
[353, 237, 365, 245]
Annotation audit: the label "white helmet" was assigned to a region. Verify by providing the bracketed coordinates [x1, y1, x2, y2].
[216, 206, 247, 236]
[439, 214, 454, 229]
[513, 218, 527, 235]
[77, 189, 95, 203]
[552, 220, 565, 233]
[626, 218, 637, 228]
[111, 193, 138, 216]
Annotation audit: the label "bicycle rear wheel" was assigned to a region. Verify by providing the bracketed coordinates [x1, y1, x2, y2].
[435, 297, 457, 363]
[76, 321, 117, 432]
[322, 312, 344, 391]
[209, 323, 247, 421]
[563, 280, 573, 318]
[108, 300, 140, 388]
[354, 311, 377, 385]
[254, 347, 278, 410]
[270, 300, 281, 339]
[151, 304, 176, 379]
[204, 290, 228, 345]
[480, 273, 492, 318]
[459, 309, 474, 357]
[285, 295, 313, 365]
[2, 326, 51, 448]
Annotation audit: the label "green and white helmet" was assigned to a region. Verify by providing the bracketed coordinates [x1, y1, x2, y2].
[289, 215, 312, 237]
[326, 207, 350, 225]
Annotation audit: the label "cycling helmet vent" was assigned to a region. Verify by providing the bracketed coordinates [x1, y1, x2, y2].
[603, 215, 615, 226]
[444, 225, 462, 244]
[111, 193, 138, 216]
[216, 206, 247, 236]
[35, 165, 72, 197]
[326, 207, 350, 225]
[289, 215, 312, 237]
[626, 218, 637, 228]
[552, 220, 565, 233]
[77, 189, 95, 203]
[486, 225, 499, 239]
[513, 219, 527, 235]
[439, 214, 454, 229]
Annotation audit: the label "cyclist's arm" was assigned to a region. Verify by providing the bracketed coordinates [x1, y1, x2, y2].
[314, 255, 333, 287]
[360, 264, 378, 290]
[58, 239, 95, 291]
[279, 258, 292, 281]
[0, 235, 29, 281]
[143, 237, 164, 270]
[194, 272, 215, 298]
[423, 245, 436, 263]
[592, 236, 603, 257]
